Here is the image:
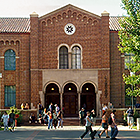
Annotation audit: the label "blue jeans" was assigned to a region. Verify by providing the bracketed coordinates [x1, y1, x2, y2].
[48, 119, 53, 129]
[111, 127, 118, 138]
[58, 118, 63, 127]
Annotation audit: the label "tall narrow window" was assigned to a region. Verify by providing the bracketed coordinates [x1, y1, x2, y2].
[4, 49, 16, 70]
[125, 53, 134, 69]
[72, 46, 81, 69]
[5, 86, 16, 107]
[59, 46, 68, 69]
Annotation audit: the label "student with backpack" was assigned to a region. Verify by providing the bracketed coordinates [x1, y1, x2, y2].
[126, 107, 134, 129]
[80, 111, 95, 140]
[109, 110, 118, 140]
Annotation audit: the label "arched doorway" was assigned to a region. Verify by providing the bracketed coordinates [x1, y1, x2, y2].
[45, 83, 60, 109]
[81, 83, 96, 112]
[63, 83, 78, 117]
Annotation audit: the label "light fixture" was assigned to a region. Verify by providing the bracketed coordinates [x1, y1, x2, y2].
[68, 88, 71, 91]
[86, 88, 89, 91]
[51, 88, 54, 91]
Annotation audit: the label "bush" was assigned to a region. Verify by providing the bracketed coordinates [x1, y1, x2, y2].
[6, 106, 23, 125]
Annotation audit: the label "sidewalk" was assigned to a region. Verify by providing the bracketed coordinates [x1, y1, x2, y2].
[15, 125, 137, 131]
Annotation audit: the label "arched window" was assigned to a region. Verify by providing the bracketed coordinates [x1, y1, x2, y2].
[59, 46, 68, 69]
[4, 49, 16, 70]
[72, 46, 81, 69]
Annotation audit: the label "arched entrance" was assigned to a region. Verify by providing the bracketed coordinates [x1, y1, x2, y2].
[81, 83, 96, 112]
[45, 83, 60, 109]
[63, 83, 78, 117]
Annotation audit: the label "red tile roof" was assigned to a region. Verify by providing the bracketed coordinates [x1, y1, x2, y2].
[0, 18, 30, 33]
[0, 16, 122, 33]
[109, 16, 123, 31]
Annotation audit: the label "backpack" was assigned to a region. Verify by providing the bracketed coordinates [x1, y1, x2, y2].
[108, 115, 113, 125]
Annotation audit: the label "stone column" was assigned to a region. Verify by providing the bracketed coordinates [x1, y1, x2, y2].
[60, 93, 63, 110]
[78, 93, 81, 111]
[68, 52, 72, 69]
[96, 91, 102, 117]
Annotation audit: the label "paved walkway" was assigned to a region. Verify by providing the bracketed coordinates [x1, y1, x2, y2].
[0, 125, 140, 140]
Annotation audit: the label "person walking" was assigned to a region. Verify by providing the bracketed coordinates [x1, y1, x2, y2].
[126, 107, 134, 129]
[98, 111, 110, 138]
[9, 110, 15, 132]
[80, 111, 95, 140]
[79, 108, 85, 126]
[1, 111, 9, 131]
[110, 110, 118, 140]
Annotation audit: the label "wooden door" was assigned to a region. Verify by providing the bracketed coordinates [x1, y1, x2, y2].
[45, 94, 60, 109]
[81, 94, 96, 112]
[63, 93, 78, 117]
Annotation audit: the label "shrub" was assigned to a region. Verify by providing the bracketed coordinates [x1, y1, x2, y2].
[6, 106, 22, 125]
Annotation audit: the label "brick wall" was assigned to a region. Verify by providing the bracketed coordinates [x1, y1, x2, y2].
[0, 34, 30, 109]
[110, 31, 125, 108]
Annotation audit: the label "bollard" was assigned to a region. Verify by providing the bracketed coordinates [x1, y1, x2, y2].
[137, 118, 140, 130]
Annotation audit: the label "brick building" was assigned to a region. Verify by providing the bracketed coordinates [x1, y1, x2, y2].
[0, 4, 127, 116]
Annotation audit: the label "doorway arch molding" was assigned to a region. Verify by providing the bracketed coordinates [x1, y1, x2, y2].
[62, 80, 80, 93]
[80, 80, 98, 94]
[43, 81, 62, 94]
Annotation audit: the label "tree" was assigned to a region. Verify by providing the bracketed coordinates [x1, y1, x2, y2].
[118, 0, 140, 97]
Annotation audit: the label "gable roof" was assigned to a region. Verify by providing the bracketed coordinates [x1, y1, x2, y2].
[39, 4, 101, 20]
[109, 16, 122, 31]
[0, 18, 30, 33]
[0, 5, 123, 33]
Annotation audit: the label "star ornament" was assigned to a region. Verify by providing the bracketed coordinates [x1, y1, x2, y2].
[64, 23, 76, 35]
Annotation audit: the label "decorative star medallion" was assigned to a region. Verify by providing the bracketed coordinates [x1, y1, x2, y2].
[64, 23, 76, 35]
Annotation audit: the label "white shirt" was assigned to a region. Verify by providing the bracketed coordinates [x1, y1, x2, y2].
[2, 114, 9, 123]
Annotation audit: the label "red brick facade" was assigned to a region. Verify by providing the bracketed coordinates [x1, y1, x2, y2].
[0, 4, 125, 116]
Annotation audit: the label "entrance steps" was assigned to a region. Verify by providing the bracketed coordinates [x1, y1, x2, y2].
[63, 117, 102, 126]
[22, 117, 102, 126]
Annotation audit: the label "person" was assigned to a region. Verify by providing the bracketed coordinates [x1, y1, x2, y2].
[53, 110, 58, 129]
[98, 111, 110, 138]
[38, 114, 44, 124]
[110, 110, 118, 140]
[25, 103, 29, 109]
[21, 103, 24, 110]
[109, 103, 114, 109]
[57, 110, 63, 128]
[90, 109, 96, 125]
[43, 112, 49, 125]
[135, 102, 140, 108]
[29, 113, 37, 124]
[55, 104, 60, 115]
[126, 107, 134, 129]
[79, 108, 85, 126]
[48, 111, 53, 129]
[49, 102, 55, 113]
[39, 102, 44, 115]
[102, 104, 108, 114]
[80, 111, 95, 140]
[9, 110, 15, 132]
[1, 111, 9, 131]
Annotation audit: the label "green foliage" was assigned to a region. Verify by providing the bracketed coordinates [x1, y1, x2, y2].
[6, 106, 22, 124]
[118, 0, 140, 97]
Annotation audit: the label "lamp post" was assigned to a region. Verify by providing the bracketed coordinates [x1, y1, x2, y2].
[130, 71, 135, 109]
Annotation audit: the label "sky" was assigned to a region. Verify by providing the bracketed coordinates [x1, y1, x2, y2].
[0, 0, 127, 17]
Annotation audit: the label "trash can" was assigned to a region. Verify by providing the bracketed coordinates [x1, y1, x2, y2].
[137, 118, 140, 130]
